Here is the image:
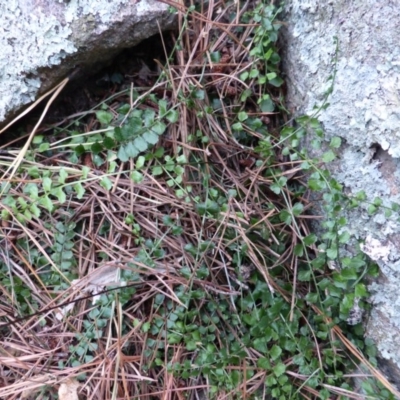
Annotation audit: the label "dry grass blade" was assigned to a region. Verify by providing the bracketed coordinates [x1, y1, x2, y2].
[0, 78, 69, 192]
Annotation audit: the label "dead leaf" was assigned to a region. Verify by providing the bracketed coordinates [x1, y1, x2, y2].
[56, 263, 122, 320]
[58, 378, 80, 400]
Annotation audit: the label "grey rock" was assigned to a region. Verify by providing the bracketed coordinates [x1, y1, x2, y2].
[281, 0, 400, 386]
[0, 0, 177, 125]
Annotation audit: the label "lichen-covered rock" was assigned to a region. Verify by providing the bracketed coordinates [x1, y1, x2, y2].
[281, 0, 400, 385]
[0, 0, 177, 125]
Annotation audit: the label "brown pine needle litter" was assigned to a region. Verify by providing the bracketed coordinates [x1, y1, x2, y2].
[0, 1, 398, 399]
